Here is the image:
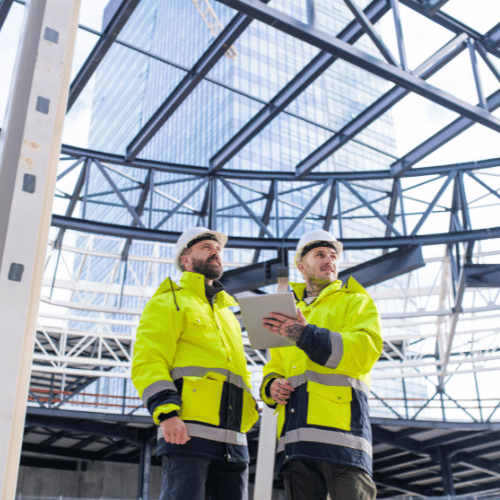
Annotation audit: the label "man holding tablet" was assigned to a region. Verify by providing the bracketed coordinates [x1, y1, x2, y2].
[260, 229, 382, 500]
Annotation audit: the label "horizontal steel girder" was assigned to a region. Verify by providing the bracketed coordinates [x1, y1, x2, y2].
[214, 0, 500, 135]
[338, 245, 425, 287]
[464, 264, 500, 287]
[125, 5, 269, 162]
[221, 246, 424, 293]
[51, 215, 500, 250]
[220, 257, 286, 293]
[67, 0, 142, 111]
[57, 143, 500, 182]
[208, 0, 389, 173]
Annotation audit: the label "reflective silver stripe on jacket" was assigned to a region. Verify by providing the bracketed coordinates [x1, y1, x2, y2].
[287, 370, 370, 394]
[324, 331, 343, 369]
[171, 366, 252, 394]
[157, 422, 247, 446]
[142, 380, 177, 405]
[277, 427, 372, 456]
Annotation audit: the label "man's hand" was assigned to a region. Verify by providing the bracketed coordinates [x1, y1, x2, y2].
[160, 416, 190, 444]
[263, 307, 308, 342]
[270, 378, 294, 405]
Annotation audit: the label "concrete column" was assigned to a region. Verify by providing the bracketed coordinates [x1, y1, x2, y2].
[0, 1, 81, 499]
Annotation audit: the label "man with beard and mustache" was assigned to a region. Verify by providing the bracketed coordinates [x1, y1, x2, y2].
[132, 227, 258, 500]
[260, 229, 382, 500]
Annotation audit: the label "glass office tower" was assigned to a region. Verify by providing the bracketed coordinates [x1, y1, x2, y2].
[74, 0, 427, 416]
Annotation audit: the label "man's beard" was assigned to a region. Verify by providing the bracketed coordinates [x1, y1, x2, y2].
[191, 256, 223, 280]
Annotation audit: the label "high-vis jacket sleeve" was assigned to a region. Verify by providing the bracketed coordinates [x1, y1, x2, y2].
[132, 295, 183, 424]
[260, 348, 285, 408]
[296, 294, 382, 374]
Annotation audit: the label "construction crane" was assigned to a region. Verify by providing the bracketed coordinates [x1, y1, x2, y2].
[192, 0, 238, 59]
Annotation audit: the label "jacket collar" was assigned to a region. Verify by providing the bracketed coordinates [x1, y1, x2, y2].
[290, 276, 368, 302]
[152, 272, 236, 308]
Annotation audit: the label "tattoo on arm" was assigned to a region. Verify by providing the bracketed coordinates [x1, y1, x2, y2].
[285, 323, 304, 342]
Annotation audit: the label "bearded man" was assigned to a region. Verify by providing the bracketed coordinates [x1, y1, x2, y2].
[261, 229, 382, 500]
[132, 227, 258, 500]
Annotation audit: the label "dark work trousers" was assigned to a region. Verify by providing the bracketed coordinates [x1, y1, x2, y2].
[160, 455, 249, 500]
[281, 459, 376, 500]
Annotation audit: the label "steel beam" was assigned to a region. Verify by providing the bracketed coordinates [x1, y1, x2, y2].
[411, 171, 456, 235]
[464, 264, 500, 288]
[208, 0, 389, 173]
[67, 0, 142, 111]
[423, 0, 450, 16]
[125, 6, 268, 161]
[154, 177, 209, 230]
[343, 0, 399, 66]
[214, 0, 500, 135]
[282, 179, 334, 238]
[340, 179, 401, 237]
[220, 257, 285, 294]
[295, 33, 468, 177]
[389, 0, 408, 70]
[0, 0, 14, 31]
[54, 142, 500, 182]
[252, 180, 276, 263]
[338, 245, 425, 288]
[24, 412, 142, 443]
[485, 22, 500, 50]
[93, 159, 145, 227]
[220, 178, 274, 238]
[51, 215, 500, 250]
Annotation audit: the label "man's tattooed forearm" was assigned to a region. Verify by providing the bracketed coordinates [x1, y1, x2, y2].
[285, 323, 304, 341]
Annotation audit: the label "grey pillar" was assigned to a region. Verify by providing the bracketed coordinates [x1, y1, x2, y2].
[0, 1, 81, 498]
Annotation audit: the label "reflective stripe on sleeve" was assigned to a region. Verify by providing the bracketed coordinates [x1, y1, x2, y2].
[324, 331, 343, 369]
[277, 427, 372, 456]
[170, 366, 252, 394]
[157, 422, 248, 446]
[142, 380, 177, 405]
[287, 370, 370, 394]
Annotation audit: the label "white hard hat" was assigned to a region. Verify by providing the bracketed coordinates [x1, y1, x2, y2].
[174, 227, 228, 271]
[294, 229, 343, 266]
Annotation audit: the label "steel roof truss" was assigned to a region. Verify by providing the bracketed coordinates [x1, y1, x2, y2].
[343, 0, 400, 67]
[125, 7, 268, 161]
[67, 0, 142, 111]
[215, 0, 500, 137]
[296, 33, 468, 177]
[208, 0, 389, 173]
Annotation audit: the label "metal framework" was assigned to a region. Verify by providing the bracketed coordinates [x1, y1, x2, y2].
[2, 0, 500, 496]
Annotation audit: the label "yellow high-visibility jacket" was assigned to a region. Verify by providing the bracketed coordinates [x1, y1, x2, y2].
[260, 277, 382, 475]
[132, 272, 258, 461]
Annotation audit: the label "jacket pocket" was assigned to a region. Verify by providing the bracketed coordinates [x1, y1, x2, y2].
[180, 376, 223, 426]
[306, 381, 352, 431]
[241, 390, 259, 433]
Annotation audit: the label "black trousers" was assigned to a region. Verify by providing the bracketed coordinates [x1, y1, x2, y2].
[160, 454, 249, 500]
[282, 459, 376, 500]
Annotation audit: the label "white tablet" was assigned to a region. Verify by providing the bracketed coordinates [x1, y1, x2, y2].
[237, 292, 298, 349]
